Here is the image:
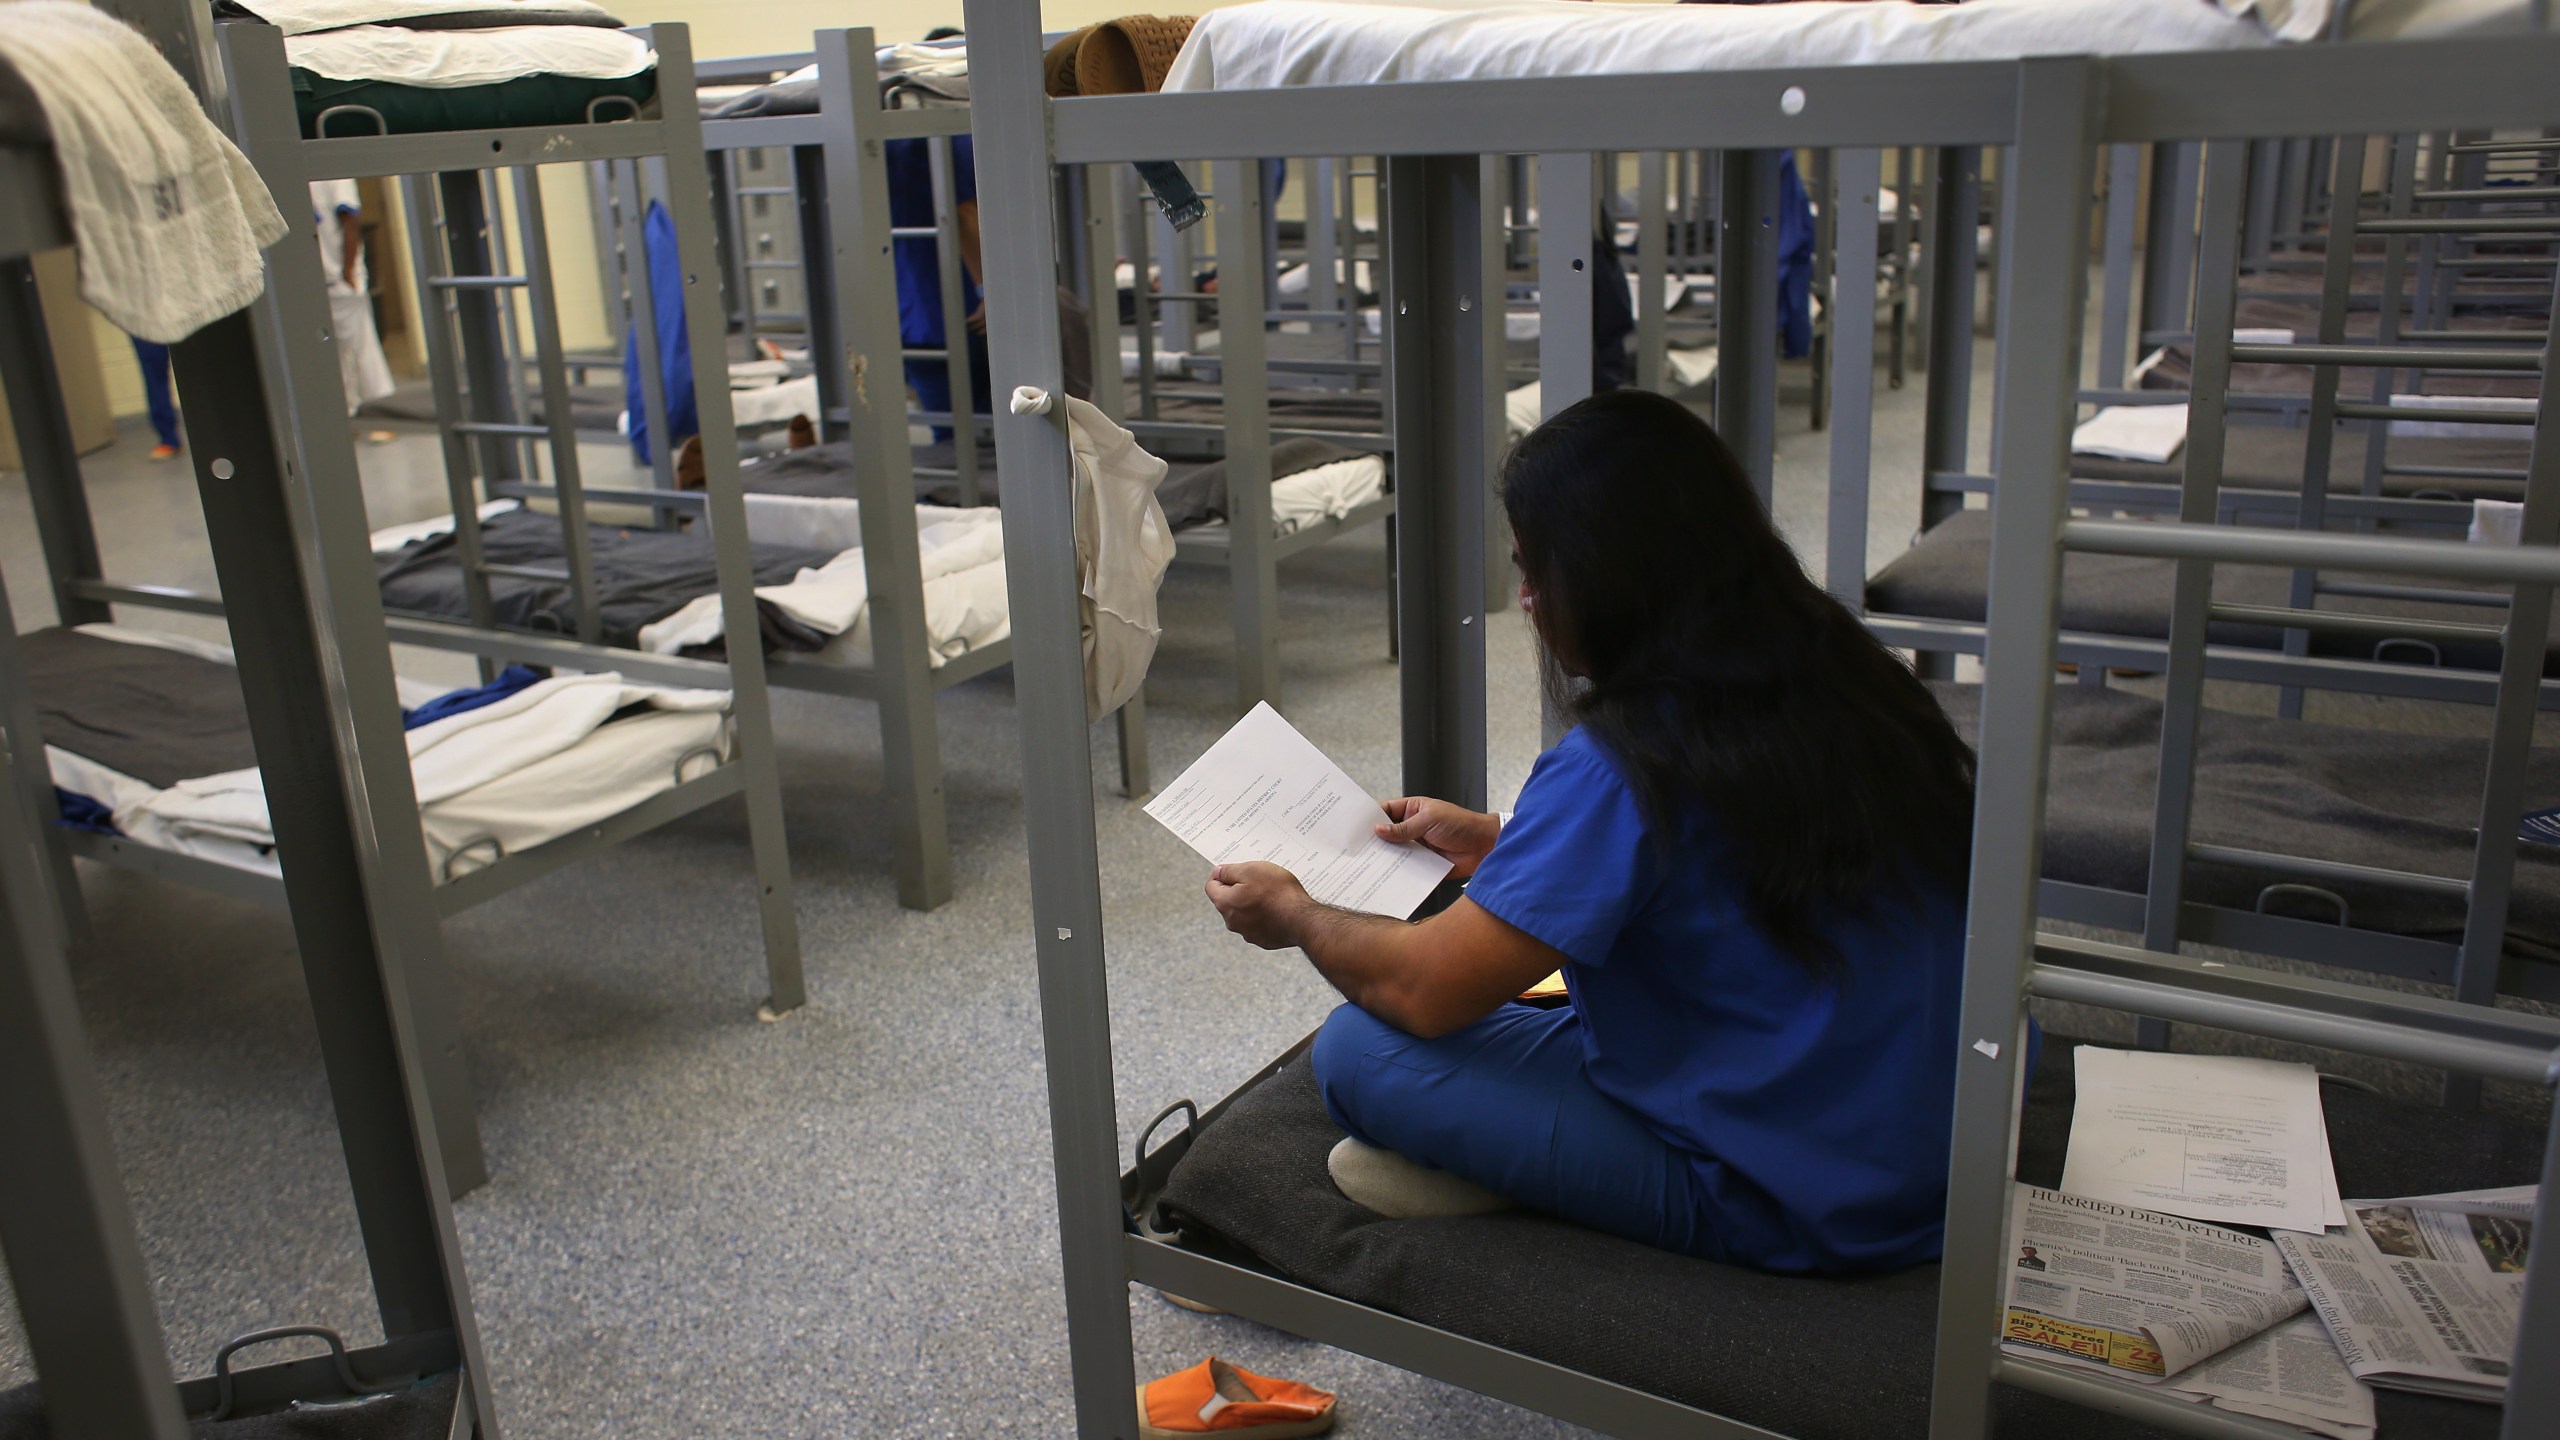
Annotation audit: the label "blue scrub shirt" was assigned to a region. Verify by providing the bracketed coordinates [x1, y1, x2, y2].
[1465, 726, 1968, 1272]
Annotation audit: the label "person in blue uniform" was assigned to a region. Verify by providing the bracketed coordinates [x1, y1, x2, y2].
[1204, 389, 1981, 1275]
[885, 132, 987, 433]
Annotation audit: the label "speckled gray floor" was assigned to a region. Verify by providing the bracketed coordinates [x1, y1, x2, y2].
[0, 293, 2547, 1437]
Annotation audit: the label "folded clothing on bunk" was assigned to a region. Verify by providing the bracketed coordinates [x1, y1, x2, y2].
[1153, 1037, 2534, 1440]
[1154, 439, 1388, 535]
[25, 624, 733, 883]
[375, 505, 844, 654]
[223, 0, 660, 137]
[0, 4, 289, 343]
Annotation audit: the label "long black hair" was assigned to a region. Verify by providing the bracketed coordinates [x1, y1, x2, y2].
[1501, 389, 1976, 978]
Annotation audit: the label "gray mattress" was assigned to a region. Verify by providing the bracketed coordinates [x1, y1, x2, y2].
[1152, 1041, 2536, 1440]
[1931, 680, 2560, 957]
[2070, 424, 2533, 502]
[374, 507, 840, 654]
[1869, 508, 2559, 674]
[20, 628, 255, 789]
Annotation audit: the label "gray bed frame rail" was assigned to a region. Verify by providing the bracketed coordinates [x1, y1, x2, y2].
[961, 0, 2560, 1434]
[1, 1, 499, 1432]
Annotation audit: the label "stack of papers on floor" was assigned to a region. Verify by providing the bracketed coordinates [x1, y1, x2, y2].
[2072, 403, 2189, 464]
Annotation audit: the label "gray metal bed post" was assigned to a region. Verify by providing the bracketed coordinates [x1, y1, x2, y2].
[396, 178, 502, 648]
[1388, 153, 1493, 809]
[2096, 144, 2142, 393]
[2139, 142, 2199, 352]
[1126, 171, 1158, 421]
[219, 20, 499, 1200]
[795, 142, 847, 443]
[1537, 151, 1595, 755]
[2443, 266, 2560, 1108]
[1824, 149, 1882, 613]
[1911, 144, 1981, 681]
[1214, 156, 1282, 711]
[508, 165, 605, 645]
[652, 24, 807, 1001]
[2358, 136, 2419, 500]
[1078, 162, 1152, 798]
[432, 171, 528, 505]
[1635, 150, 1667, 394]
[2272, 137, 2370, 724]
[0, 577, 187, 1440]
[2134, 141, 2251, 1059]
[1480, 155, 1512, 618]
[931, 134, 984, 506]
[962, 4, 1142, 1437]
[1716, 149, 1781, 508]
[1925, 55, 2095, 1440]
[0, 263, 106, 926]
[821, 26, 955, 911]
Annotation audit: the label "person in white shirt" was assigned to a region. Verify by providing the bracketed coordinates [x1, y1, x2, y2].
[310, 179, 396, 431]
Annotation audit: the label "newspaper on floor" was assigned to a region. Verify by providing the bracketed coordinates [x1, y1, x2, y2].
[2272, 1185, 2537, 1404]
[2001, 1184, 2308, 1382]
[2160, 1312, 2377, 1440]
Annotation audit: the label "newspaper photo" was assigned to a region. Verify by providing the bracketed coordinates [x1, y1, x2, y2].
[2273, 1186, 2537, 1403]
[2001, 1185, 2307, 1381]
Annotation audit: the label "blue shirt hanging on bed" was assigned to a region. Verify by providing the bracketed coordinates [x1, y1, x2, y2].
[1459, 726, 1968, 1273]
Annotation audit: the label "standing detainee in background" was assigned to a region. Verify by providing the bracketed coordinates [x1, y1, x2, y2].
[310, 178, 397, 440]
[126, 335, 181, 459]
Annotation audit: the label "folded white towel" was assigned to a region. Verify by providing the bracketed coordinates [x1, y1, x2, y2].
[0, 3, 289, 342]
[2073, 403, 2189, 464]
[2471, 498, 2524, 547]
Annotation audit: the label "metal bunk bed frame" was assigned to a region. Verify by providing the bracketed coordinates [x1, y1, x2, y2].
[14, 17, 811, 1189]
[963, 0, 2560, 1434]
[2, 1, 496, 1430]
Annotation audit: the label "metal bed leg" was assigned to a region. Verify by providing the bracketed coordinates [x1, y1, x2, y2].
[1213, 157, 1281, 713]
[1076, 163, 1152, 803]
[436, 171, 525, 493]
[1479, 155, 1512, 617]
[0, 725, 190, 1440]
[507, 167, 604, 646]
[2139, 143, 2200, 350]
[2446, 266, 2560, 1109]
[819, 27, 955, 912]
[2276, 139, 2368, 724]
[1810, 148, 1834, 435]
[1715, 149, 1781, 511]
[218, 27, 496, 1203]
[1825, 150, 1882, 612]
[930, 135, 983, 506]
[795, 145, 847, 445]
[1387, 155, 1492, 809]
[1635, 150, 1667, 395]
[1115, 691, 1151, 800]
[2096, 145, 2142, 393]
[653, 26, 808, 997]
[1536, 151, 1596, 755]
[963, 6, 1142, 1437]
[1925, 58, 2098, 1440]
[1914, 146, 1983, 681]
[2136, 142, 2253, 1058]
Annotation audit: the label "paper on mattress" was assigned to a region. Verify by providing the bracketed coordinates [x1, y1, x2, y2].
[1164, 0, 2272, 95]
[2073, 403, 2188, 464]
[2472, 499, 2524, 547]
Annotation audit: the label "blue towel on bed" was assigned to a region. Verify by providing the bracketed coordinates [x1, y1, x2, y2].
[622, 200, 696, 465]
[402, 665, 544, 730]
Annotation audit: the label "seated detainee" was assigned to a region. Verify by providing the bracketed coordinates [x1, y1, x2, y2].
[1204, 389, 1979, 1275]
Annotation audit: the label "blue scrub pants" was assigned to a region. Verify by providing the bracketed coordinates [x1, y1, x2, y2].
[130, 338, 180, 449]
[1311, 1001, 1741, 1261]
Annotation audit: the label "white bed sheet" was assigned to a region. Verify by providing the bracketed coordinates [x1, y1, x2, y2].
[46, 626, 733, 883]
[1164, 0, 2275, 95]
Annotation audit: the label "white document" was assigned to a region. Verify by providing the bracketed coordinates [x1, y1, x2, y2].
[1145, 702, 1452, 918]
[2060, 1047, 2346, 1232]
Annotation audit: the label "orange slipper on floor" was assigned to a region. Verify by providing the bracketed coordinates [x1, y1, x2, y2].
[1138, 1357, 1335, 1440]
